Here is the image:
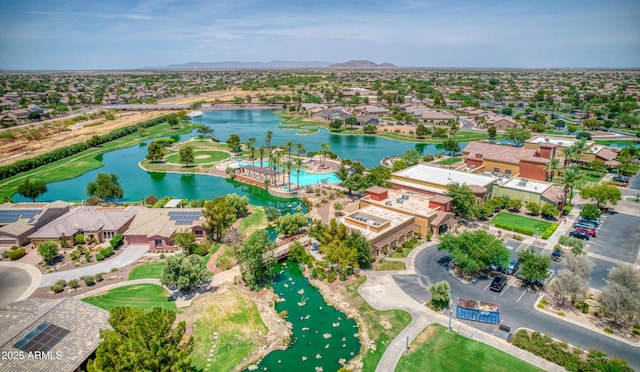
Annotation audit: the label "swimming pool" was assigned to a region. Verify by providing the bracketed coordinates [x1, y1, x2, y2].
[230, 161, 340, 186]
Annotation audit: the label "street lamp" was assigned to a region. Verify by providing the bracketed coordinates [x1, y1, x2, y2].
[448, 307, 453, 332]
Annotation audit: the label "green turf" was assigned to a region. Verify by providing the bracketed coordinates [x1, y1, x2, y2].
[165, 149, 230, 164]
[397, 324, 541, 372]
[82, 284, 177, 312]
[489, 212, 552, 235]
[238, 207, 267, 236]
[439, 157, 463, 166]
[373, 260, 406, 271]
[128, 262, 167, 280]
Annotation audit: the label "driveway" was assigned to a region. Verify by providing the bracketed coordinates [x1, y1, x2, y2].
[0, 262, 41, 307]
[413, 247, 640, 370]
[39, 245, 148, 287]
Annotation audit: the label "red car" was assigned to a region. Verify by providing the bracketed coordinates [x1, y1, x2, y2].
[575, 227, 596, 237]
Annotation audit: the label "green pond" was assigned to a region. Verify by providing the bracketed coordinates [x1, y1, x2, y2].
[14, 110, 452, 204]
[246, 262, 360, 371]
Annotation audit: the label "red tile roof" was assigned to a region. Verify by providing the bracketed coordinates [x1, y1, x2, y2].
[462, 142, 537, 165]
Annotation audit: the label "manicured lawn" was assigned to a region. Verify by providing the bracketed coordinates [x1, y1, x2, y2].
[345, 276, 412, 371]
[238, 207, 267, 236]
[439, 157, 463, 166]
[579, 171, 605, 186]
[165, 149, 229, 164]
[397, 324, 541, 372]
[373, 259, 406, 271]
[189, 287, 267, 371]
[128, 262, 167, 280]
[489, 212, 552, 236]
[82, 284, 177, 312]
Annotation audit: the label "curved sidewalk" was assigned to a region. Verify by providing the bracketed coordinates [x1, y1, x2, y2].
[358, 243, 563, 372]
[39, 245, 149, 287]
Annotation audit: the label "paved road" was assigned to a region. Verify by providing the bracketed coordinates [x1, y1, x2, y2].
[0, 264, 33, 307]
[39, 245, 148, 287]
[414, 247, 640, 370]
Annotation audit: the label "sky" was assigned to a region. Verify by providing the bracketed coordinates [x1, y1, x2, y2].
[1, 0, 639, 70]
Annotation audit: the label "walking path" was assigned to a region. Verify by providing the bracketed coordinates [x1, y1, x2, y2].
[39, 245, 149, 287]
[358, 243, 564, 372]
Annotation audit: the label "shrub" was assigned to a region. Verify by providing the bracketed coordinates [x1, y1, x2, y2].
[216, 256, 232, 271]
[95, 273, 104, 282]
[159, 253, 166, 259]
[82, 276, 95, 286]
[557, 311, 565, 316]
[1, 251, 9, 259]
[563, 205, 573, 215]
[327, 272, 337, 283]
[604, 327, 613, 334]
[311, 267, 325, 279]
[95, 253, 105, 261]
[580, 204, 601, 220]
[100, 247, 114, 258]
[55, 279, 66, 287]
[8, 248, 26, 260]
[50, 284, 64, 293]
[493, 222, 534, 236]
[68, 279, 79, 289]
[339, 272, 347, 281]
[109, 234, 124, 249]
[541, 224, 558, 239]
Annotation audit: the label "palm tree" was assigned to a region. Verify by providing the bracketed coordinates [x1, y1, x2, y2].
[293, 157, 304, 190]
[321, 143, 330, 167]
[272, 151, 283, 186]
[247, 137, 256, 165]
[257, 146, 266, 168]
[296, 143, 306, 158]
[283, 159, 293, 189]
[285, 141, 294, 160]
[562, 146, 578, 168]
[556, 165, 582, 205]
[543, 157, 560, 181]
[265, 131, 273, 149]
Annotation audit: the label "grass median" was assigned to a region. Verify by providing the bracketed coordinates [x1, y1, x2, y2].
[82, 283, 177, 312]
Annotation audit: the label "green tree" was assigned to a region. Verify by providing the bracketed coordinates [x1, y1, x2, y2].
[226, 134, 241, 153]
[196, 125, 214, 139]
[598, 265, 640, 326]
[508, 199, 522, 211]
[276, 213, 308, 236]
[550, 254, 593, 306]
[428, 281, 451, 311]
[616, 113, 640, 128]
[401, 149, 421, 166]
[346, 230, 372, 268]
[526, 202, 540, 216]
[582, 118, 602, 130]
[580, 204, 601, 220]
[392, 159, 408, 172]
[236, 230, 276, 290]
[146, 140, 166, 162]
[161, 254, 212, 291]
[437, 230, 509, 275]
[345, 116, 358, 129]
[87, 307, 192, 372]
[203, 197, 237, 240]
[517, 247, 551, 287]
[37, 240, 59, 264]
[16, 178, 47, 202]
[446, 182, 476, 220]
[179, 145, 194, 167]
[505, 127, 531, 147]
[540, 203, 560, 219]
[171, 230, 198, 255]
[363, 124, 377, 134]
[487, 126, 497, 139]
[580, 183, 622, 208]
[442, 139, 460, 155]
[329, 119, 343, 131]
[223, 193, 249, 217]
[288, 240, 310, 264]
[543, 157, 560, 181]
[167, 113, 179, 128]
[416, 123, 430, 137]
[86, 173, 123, 202]
[265, 130, 273, 148]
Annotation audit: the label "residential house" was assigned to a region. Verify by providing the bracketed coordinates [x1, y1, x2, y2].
[124, 208, 208, 251]
[0, 201, 70, 248]
[28, 206, 141, 247]
[0, 297, 110, 372]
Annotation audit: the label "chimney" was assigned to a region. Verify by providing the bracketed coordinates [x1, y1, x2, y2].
[475, 153, 482, 159]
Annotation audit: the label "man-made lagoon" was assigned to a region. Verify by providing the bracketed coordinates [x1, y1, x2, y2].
[14, 110, 455, 203]
[245, 261, 360, 371]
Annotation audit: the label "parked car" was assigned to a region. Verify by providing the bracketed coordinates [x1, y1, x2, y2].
[575, 227, 596, 237]
[613, 175, 629, 183]
[490, 275, 508, 292]
[552, 248, 562, 261]
[488, 263, 502, 272]
[569, 231, 590, 240]
[573, 221, 597, 230]
[577, 216, 601, 226]
[505, 260, 520, 275]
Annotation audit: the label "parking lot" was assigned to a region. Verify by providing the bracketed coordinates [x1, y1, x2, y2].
[584, 211, 640, 264]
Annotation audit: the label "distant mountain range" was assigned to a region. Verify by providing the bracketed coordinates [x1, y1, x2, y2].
[142, 60, 397, 70]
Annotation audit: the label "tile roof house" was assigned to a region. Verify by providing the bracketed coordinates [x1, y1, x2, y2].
[462, 142, 549, 181]
[0, 201, 70, 248]
[0, 297, 110, 372]
[124, 208, 208, 251]
[28, 206, 141, 247]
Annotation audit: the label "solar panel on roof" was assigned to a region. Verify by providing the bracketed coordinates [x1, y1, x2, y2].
[13, 322, 70, 353]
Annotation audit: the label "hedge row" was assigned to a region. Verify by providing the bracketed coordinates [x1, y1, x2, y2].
[109, 234, 123, 249]
[2, 247, 26, 260]
[512, 330, 632, 372]
[541, 224, 558, 239]
[493, 222, 534, 236]
[0, 114, 170, 180]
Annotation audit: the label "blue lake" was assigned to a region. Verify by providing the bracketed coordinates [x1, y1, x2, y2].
[14, 110, 456, 203]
